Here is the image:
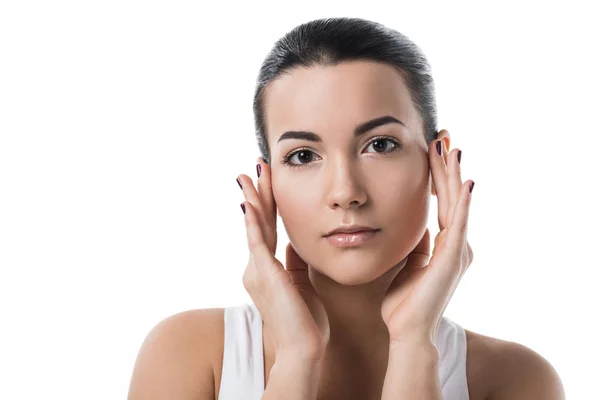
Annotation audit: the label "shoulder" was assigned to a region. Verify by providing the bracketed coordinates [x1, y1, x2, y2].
[128, 307, 225, 400]
[464, 329, 566, 400]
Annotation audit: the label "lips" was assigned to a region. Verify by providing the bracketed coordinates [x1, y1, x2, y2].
[325, 229, 380, 247]
[325, 226, 379, 236]
[329, 229, 376, 235]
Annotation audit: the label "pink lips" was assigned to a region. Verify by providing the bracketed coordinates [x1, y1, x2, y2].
[325, 229, 379, 247]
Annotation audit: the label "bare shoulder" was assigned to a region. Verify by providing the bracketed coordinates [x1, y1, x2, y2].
[464, 329, 565, 400]
[128, 307, 225, 400]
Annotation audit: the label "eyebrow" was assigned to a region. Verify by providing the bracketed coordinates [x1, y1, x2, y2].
[276, 115, 407, 144]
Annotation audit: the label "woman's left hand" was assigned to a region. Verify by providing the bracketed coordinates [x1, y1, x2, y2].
[381, 138, 475, 345]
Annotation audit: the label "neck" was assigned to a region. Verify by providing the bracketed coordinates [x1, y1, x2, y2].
[308, 256, 409, 350]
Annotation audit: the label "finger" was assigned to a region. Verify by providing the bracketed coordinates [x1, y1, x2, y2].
[431, 139, 449, 230]
[242, 200, 276, 265]
[408, 228, 431, 269]
[285, 242, 312, 286]
[382, 261, 427, 322]
[255, 157, 277, 229]
[460, 241, 473, 276]
[238, 173, 271, 247]
[447, 147, 463, 226]
[448, 180, 474, 247]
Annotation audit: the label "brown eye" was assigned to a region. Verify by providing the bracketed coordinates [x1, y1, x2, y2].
[282, 137, 402, 169]
[364, 137, 402, 154]
[282, 149, 321, 168]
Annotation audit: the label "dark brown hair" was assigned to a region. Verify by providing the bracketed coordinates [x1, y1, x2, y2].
[252, 17, 438, 164]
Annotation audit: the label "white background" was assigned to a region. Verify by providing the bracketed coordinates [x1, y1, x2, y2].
[1, 1, 598, 398]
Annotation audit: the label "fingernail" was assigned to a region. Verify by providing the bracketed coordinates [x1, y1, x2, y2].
[436, 140, 442, 156]
[240, 202, 246, 214]
[457, 150, 462, 164]
[236, 178, 242, 190]
[469, 181, 475, 193]
[256, 163, 261, 178]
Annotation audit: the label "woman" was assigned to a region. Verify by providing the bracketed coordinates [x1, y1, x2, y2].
[128, 17, 565, 400]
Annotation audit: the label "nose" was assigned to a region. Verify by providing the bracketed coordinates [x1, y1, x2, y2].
[326, 160, 368, 209]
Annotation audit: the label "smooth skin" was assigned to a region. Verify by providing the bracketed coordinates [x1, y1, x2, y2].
[380, 137, 475, 347]
[239, 161, 330, 363]
[127, 61, 565, 399]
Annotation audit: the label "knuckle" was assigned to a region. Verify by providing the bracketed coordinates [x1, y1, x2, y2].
[247, 234, 259, 248]
[242, 263, 258, 290]
[246, 228, 262, 248]
[242, 274, 251, 291]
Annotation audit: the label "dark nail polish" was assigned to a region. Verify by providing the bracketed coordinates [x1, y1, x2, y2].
[236, 178, 242, 190]
[240, 203, 246, 214]
[469, 181, 475, 193]
[457, 150, 462, 164]
[256, 164, 261, 178]
[436, 140, 442, 156]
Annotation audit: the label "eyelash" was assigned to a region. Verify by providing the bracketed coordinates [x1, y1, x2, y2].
[281, 136, 403, 168]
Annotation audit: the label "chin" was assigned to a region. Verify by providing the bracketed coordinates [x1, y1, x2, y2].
[309, 251, 399, 286]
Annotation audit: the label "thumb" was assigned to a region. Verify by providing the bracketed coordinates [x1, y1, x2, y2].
[407, 228, 431, 269]
[285, 242, 312, 287]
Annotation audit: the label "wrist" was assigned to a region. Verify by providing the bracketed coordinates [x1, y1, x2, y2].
[389, 336, 439, 358]
[264, 356, 324, 400]
[276, 348, 326, 366]
[274, 335, 327, 365]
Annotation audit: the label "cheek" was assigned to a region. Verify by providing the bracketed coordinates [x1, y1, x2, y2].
[272, 174, 318, 236]
[376, 164, 428, 207]
[378, 175, 430, 256]
[373, 161, 429, 215]
[272, 169, 320, 205]
[384, 190, 429, 232]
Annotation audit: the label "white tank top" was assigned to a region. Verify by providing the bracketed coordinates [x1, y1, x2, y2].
[217, 303, 470, 400]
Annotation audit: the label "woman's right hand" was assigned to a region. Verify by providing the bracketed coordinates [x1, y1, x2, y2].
[237, 157, 330, 362]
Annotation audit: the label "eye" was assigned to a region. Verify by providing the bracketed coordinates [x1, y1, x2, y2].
[363, 137, 402, 154]
[281, 136, 402, 168]
[281, 149, 321, 168]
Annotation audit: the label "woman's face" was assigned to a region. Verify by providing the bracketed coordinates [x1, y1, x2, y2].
[263, 60, 432, 286]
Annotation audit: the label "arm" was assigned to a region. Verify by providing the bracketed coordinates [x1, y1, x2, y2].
[380, 337, 443, 400]
[127, 309, 220, 400]
[262, 352, 324, 400]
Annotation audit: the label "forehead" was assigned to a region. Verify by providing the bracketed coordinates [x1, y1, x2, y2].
[263, 60, 421, 143]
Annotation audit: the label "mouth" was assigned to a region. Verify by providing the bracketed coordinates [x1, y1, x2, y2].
[324, 225, 379, 236]
[324, 229, 380, 247]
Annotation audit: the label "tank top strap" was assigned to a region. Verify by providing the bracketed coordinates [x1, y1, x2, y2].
[217, 303, 264, 400]
[436, 316, 470, 399]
